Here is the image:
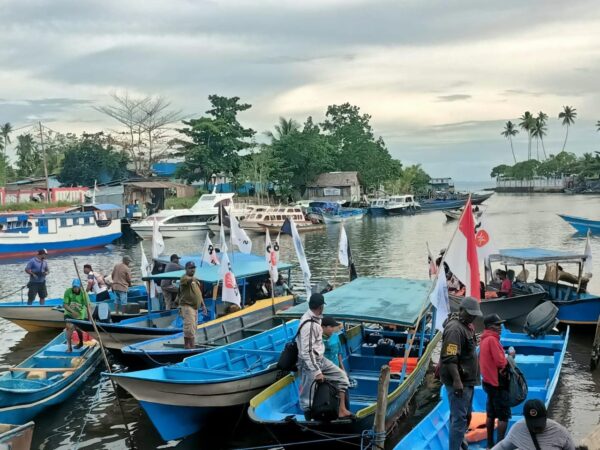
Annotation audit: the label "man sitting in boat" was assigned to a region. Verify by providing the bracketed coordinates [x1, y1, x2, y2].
[498, 270, 514, 297]
[179, 262, 207, 350]
[543, 263, 590, 292]
[25, 249, 49, 305]
[297, 293, 353, 420]
[63, 279, 88, 353]
[273, 274, 293, 297]
[83, 264, 110, 302]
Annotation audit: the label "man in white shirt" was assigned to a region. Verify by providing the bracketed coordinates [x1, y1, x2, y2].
[83, 264, 110, 302]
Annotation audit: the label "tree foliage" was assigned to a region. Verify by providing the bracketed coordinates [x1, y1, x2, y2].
[15, 134, 42, 177]
[385, 164, 430, 194]
[490, 151, 600, 180]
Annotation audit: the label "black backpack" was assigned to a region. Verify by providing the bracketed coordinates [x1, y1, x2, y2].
[276, 320, 315, 372]
[507, 358, 528, 407]
[309, 380, 339, 422]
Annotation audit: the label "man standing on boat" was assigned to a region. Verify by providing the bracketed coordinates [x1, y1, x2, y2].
[111, 256, 132, 314]
[25, 249, 49, 305]
[440, 296, 482, 450]
[83, 264, 110, 302]
[63, 279, 88, 353]
[160, 254, 183, 310]
[179, 261, 207, 349]
[297, 293, 353, 420]
[480, 314, 510, 449]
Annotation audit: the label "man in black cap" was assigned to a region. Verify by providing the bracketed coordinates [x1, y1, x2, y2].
[480, 314, 510, 448]
[160, 254, 183, 310]
[440, 296, 482, 450]
[492, 399, 576, 449]
[178, 261, 207, 349]
[297, 293, 352, 419]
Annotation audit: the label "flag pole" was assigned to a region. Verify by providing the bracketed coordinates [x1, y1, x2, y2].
[332, 224, 342, 288]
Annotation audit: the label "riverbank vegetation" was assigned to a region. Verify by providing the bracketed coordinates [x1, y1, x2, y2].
[491, 151, 600, 180]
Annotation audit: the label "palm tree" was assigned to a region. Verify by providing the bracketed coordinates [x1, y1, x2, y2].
[501, 121, 519, 163]
[596, 120, 600, 132]
[0, 123, 10, 154]
[536, 112, 548, 159]
[265, 117, 299, 141]
[519, 111, 535, 160]
[531, 118, 548, 160]
[558, 106, 577, 151]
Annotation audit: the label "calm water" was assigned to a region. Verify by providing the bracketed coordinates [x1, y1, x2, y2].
[1, 193, 599, 449]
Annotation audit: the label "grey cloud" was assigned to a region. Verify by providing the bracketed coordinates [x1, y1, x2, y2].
[502, 89, 545, 97]
[437, 94, 471, 102]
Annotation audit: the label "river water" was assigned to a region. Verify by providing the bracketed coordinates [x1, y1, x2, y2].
[0, 193, 599, 449]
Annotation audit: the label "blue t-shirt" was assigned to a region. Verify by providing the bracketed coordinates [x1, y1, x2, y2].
[25, 257, 48, 283]
[324, 332, 342, 367]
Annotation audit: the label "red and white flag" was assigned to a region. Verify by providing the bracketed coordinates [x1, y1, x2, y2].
[444, 198, 481, 300]
[220, 251, 241, 306]
[265, 230, 279, 282]
[426, 242, 438, 279]
[202, 235, 220, 266]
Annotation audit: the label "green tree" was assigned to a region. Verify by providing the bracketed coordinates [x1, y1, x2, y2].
[558, 106, 577, 151]
[0, 123, 12, 153]
[15, 134, 42, 177]
[510, 159, 540, 179]
[490, 164, 513, 179]
[531, 117, 547, 161]
[595, 120, 600, 132]
[176, 95, 255, 185]
[519, 111, 535, 160]
[536, 151, 578, 178]
[266, 117, 299, 141]
[385, 164, 430, 194]
[58, 133, 130, 186]
[237, 145, 291, 201]
[500, 121, 519, 163]
[536, 112, 548, 159]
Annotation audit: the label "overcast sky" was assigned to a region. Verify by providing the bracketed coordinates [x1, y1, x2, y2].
[1, 0, 600, 181]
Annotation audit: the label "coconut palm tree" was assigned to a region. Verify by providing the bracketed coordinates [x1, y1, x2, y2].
[596, 120, 600, 132]
[519, 111, 535, 160]
[0, 122, 11, 154]
[558, 106, 577, 151]
[536, 112, 548, 159]
[265, 117, 299, 141]
[501, 121, 519, 163]
[531, 118, 548, 160]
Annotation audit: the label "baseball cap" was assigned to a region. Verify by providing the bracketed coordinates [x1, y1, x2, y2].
[38, 249, 48, 255]
[123, 255, 133, 263]
[308, 293, 326, 309]
[170, 254, 180, 262]
[524, 399, 547, 429]
[460, 296, 483, 317]
[321, 316, 340, 327]
[185, 261, 196, 269]
[483, 313, 506, 327]
[72, 279, 82, 288]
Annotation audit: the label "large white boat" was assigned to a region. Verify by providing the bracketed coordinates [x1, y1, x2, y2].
[384, 195, 421, 216]
[131, 192, 235, 239]
[240, 206, 319, 233]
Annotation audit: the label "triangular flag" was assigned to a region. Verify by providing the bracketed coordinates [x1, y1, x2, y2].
[220, 251, 241, 306]
[426, 242, 438, 279]
[140, 242, 156, 298]
[584, 229, 593, 279]
[284, 218, 311, 297]
[429, 270, 450, 331]
[265, 230, 279, 282]
[229, 202, 252, 254]
[338, 224, 357, 281]
[444, 197, 481, 300]
[219, 223, 228, 254]
[151, 218, 165, 259]
[202, 235, 220, 266]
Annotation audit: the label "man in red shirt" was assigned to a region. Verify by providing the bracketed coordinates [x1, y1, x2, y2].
[480, 314, 510, 449]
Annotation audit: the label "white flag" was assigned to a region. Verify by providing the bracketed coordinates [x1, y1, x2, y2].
[429, 271, 450, 331]
[285, 218, 311, 298]
[202, 235, 220, 266]
[151, 218, 165, 259]
[265, 231, 279, 282]
[220, 251, 241, 306]
[229, 203, 252, 254]
[219, 250, 231, 278]
[219, 223, 228, 254]
[584, 229, 593, 279]
[338, 224, 349, 267]
[140, 242, 156, 298]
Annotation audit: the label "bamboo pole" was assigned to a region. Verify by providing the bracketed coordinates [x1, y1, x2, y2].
[373, 364, 390, 450]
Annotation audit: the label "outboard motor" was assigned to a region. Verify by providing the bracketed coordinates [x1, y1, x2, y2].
[92, 302, 111, 323]
[523, 302, 559, 338]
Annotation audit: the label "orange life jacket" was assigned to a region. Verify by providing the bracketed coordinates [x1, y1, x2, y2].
[466, 412, 497, 443]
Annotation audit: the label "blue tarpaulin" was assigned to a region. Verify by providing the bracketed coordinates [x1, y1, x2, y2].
[490, 248, 587, 265]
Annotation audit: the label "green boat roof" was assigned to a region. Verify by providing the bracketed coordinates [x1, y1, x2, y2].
[145, 252, 293, 283]
[489, 248, 587, 265]
[278, 277, 432, 326]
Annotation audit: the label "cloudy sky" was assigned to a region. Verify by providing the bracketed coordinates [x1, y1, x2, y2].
[1, 0, 600, 181]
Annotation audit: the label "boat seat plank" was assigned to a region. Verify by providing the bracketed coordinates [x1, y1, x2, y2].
[226, 348, 280, 357]
[165, 366, 245, 376]
[9, 367, 77, 372]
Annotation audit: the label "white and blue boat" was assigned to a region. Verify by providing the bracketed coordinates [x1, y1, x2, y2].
[367, 198, 388, 216]
[248, 277, 441, 445]
[385, 195, 421, 216]
[558, 214, 600, 234]
[0, 285, 148, 332]
[396, 327, 569, 449]
[489, 248, 600, 325]
[0, 333, 101, 424]
[108, 320, 299, 441]
[308, 201, 364, 223]
[0, 204, 122, 259]
[70, 252, 294, 350]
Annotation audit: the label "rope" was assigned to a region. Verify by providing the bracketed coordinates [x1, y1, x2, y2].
[0, 285, 27, 302]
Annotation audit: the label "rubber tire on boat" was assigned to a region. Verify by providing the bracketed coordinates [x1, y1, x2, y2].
[523, 302, 559, 338]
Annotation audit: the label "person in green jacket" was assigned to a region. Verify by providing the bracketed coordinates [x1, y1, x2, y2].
[64, 279, 88, 352]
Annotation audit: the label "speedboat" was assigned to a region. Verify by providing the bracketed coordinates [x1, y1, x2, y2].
[558, 214, 600, 234]
[131, 192, 235, 239]
[385, 195, 421, 216]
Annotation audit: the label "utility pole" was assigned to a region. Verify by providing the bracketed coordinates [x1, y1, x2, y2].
[38, 122, 50, 202]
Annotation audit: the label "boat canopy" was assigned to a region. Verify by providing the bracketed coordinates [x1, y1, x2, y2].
[489, 248, 588, 265]
[278, 277, 432, 326]
[145, 252, 293, 283]
[89, 203, 121, 210]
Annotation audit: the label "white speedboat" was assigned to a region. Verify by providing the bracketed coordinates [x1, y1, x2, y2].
[384, 195, 421, 216]
[131, 193, 235, 239]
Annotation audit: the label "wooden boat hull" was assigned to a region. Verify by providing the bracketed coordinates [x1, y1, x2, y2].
[558, 213, 600, 234]
[0, 421, 34, 450]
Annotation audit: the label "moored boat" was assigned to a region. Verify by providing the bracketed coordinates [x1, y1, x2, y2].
[321, 208, 364, 223]
[367, 198, 388, 216]
[385, 195, 421, 216]
[108, 319, 299, 441]
[443, 206, 483, 221]
[240, 206, 314, 232]
[395, 327, 569, 449]
[558, 214, 600, 234]
[0, 333, 101, 424]
[248, 277, 440, 445]
[0, 421, 34, 450]
[0, 204, 122, 259]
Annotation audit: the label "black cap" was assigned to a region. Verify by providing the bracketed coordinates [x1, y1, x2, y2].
[170, 254, 181, 262]
[460, 296, 483, 317]
[308, 293, 326, 309]
[321, 317, 340, 327]
[185, 261, 196, 269]
[524, 399, 547, 429]
[483, 313, 506, 327]
[38, 249, 48, 255]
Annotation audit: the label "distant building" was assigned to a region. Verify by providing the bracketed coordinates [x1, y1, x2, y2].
[306, 172, 362, 203]
[428, 177, 455, 194]
[1, 175, 88, 205]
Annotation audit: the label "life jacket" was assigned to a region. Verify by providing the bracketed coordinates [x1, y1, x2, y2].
[466, 412, 497, 443]
[389, 357, 419, 375]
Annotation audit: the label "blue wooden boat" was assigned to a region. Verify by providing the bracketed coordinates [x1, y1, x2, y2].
[367, 198, 388, 216]
[0, 333, 101, 424]
[108, 320, 299, 441]
[121, 294, 297, 367]
[0, 285, 148, 332]
[558, 214, 600, 234]
[248, 277, 440, 445]
[490, 248, 600, 325]
[396, 327, 569, 449]
[70, 252, 294, 350]
[0, 421, 35, 449]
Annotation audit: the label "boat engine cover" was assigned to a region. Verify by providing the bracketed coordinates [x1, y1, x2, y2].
[524, 302, 559, 338]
